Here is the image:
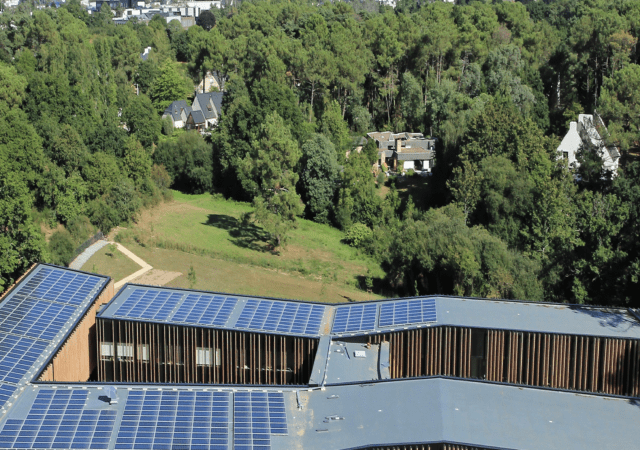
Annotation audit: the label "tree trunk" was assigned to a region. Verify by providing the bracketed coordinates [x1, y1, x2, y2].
[309, 81, 316, 122]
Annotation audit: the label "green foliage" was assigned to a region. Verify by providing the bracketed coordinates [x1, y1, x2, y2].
[187, 264, 197, 288]
[122, 94, 161, 148]
[344, 223, 372, 248]
[154, 131, 213, 194]
[149, 59, 191, 114]
[48, 229, 75, 266]
[299, 134, 339, 224]
[335, 151, 380, 229]
[246, 112, 304, 248]
[161, 116, 174, 136]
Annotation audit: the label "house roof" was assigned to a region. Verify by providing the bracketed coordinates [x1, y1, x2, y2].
[163, 100, 190, 122]
[189, 109, 206, 124]
[193, 92, 224, 120]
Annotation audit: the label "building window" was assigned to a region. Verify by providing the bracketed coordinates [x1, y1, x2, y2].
[101, 342, 114, 360]
[138, 344, 149, 362]
[470, 329, 487, 380]
[563, 151, 569, 160]
[196, 347, 212, 366]
[117, 343, 134, 361]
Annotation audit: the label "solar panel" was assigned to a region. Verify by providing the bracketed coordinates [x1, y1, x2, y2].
[113, 289, 184, 321]
[0, 389, 116, 449]
[378, 298, 437, 327]
[234, 392, 288, 450]
[114, 390, 230, 450]
[15, 267, 104, 306]
[0, 333, 48, 384]
[0, 383, 16, 410]
[331, 303, 378, 333]
[0, 296, 76, 341]
[235, 300, 325, 335]
[172, 294, 238, 326]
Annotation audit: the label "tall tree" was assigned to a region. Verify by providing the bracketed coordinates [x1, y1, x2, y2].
[299, 134, 339, 224]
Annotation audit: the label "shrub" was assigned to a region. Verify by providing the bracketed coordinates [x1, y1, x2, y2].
[344, 223, 373, 248]
[376, 171, 385, 188]
[151, 164, 172, 190]
[162, 116, 174, 136]
[406, 169, 415, 177]
[49, 230, 75, 266]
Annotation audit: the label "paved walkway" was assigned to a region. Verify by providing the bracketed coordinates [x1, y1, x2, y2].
[113, 243, 153, 289]
[69, 240, 110, 270]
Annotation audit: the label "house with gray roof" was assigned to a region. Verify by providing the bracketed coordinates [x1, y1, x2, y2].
[367, 131, 436, 173]
[161, 100, 192, 129]
[557, 113, 620, 175]
[189, 91, 224, 130]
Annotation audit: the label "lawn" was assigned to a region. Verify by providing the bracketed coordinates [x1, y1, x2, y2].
[97, 192, 385, 303]
[83, 245, 142, 283]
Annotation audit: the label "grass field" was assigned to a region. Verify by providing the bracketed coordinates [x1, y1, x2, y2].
[83, 245, 142, 283]
[84, 192, 385, 303]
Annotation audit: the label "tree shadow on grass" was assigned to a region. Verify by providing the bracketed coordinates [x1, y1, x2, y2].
[202, 214, 271, 253]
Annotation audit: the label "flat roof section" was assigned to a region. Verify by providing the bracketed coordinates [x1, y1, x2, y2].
[99, 284, 330, 338]
[331, 297, 640, 340]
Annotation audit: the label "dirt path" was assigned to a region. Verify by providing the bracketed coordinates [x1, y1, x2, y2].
[112, 243, 183, 288]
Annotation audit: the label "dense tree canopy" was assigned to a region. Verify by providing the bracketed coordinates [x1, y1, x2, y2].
[1, 0, 640, 307]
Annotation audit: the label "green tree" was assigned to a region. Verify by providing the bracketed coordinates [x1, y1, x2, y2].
[148, 59, 191, 113]
[299, 134, 339, 224]
[599, 64, 640, 152]
[448, 158, 483, 225]
[0, 167, 47, 292]
[122, 136, 152, 189]
[122, 93, 161, 148]
[335, 151, 380, 229]
[320, 100, 351, 158]
[243, 112, 303, 248]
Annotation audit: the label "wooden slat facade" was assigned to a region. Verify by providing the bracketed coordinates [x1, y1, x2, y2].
[368, 327, 640, 397]
[97, 318, 318, 385]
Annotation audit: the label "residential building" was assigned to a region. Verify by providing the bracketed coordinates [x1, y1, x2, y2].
[162, 100, 192, 129]
[367, 131, 436, 172]
[187, 91, 224, 130]
[1, 263, 639, 449]
[557, 113, 620, 175]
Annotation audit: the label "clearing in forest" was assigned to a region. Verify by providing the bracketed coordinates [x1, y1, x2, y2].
[83, 192, 384, 303]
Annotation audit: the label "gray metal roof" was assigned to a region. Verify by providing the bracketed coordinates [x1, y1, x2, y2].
[396, 149, 434, 161]
[1, 378, 638, 450]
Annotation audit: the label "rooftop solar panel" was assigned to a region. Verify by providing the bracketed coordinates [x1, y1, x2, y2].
[378, 298, 437, 327]
[113, 289, 184, 322]
[234, 392, 288, 450]
[0, 389, 116, 449]
[235, 300, 325, 336]
[114, 390, 230, 450]
[16, 267, 104, 306]
[0, 333, 48, 384]
[0, 383, 16, 411]
[0, 296, 76, 341]
[331, 303, 378, 333]
[172, 294, 238, 326]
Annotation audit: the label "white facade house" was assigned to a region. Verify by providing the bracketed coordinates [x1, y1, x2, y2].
[557, 113, 620, 175]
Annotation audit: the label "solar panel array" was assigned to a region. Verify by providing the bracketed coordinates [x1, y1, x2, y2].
[0, 389, 116, 449]
[234, 392, 288, 450]
[113, 290, 184, 322]
[235, 300, 325, 335]
[379, 298, 437, 327]
[172, 294, 238, 326]
[15, 267, 102, 306]
[115, 390, 230, 450]
[0, 266, 105, 411]
[0, 334, 48, 384]
[0, 384, 16, 410]
[332, 303, 378, 333]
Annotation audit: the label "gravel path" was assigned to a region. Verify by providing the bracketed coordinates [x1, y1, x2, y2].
[68, 240, 110, 270]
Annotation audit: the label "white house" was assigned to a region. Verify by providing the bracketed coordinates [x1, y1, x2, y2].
[162, 100, 192, 129]
[557, 113, 620, 175]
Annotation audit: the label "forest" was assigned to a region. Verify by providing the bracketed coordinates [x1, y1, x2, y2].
[0, 0, 639, 306]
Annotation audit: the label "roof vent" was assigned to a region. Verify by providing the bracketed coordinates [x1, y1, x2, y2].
[102, 386, 117, 405]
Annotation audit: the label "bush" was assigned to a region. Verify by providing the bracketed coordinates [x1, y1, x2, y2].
[376, 171, 385, 188]
[344, 223, 373, 248]
[151, 164, 172, 190]
[162, 116, 174, 136]
[67, 215, 95, 242]
[406, 169, 415, 177]
[49, 230, 75, 266]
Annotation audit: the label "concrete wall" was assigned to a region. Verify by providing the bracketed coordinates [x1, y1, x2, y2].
[38, 280, 115, 382]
